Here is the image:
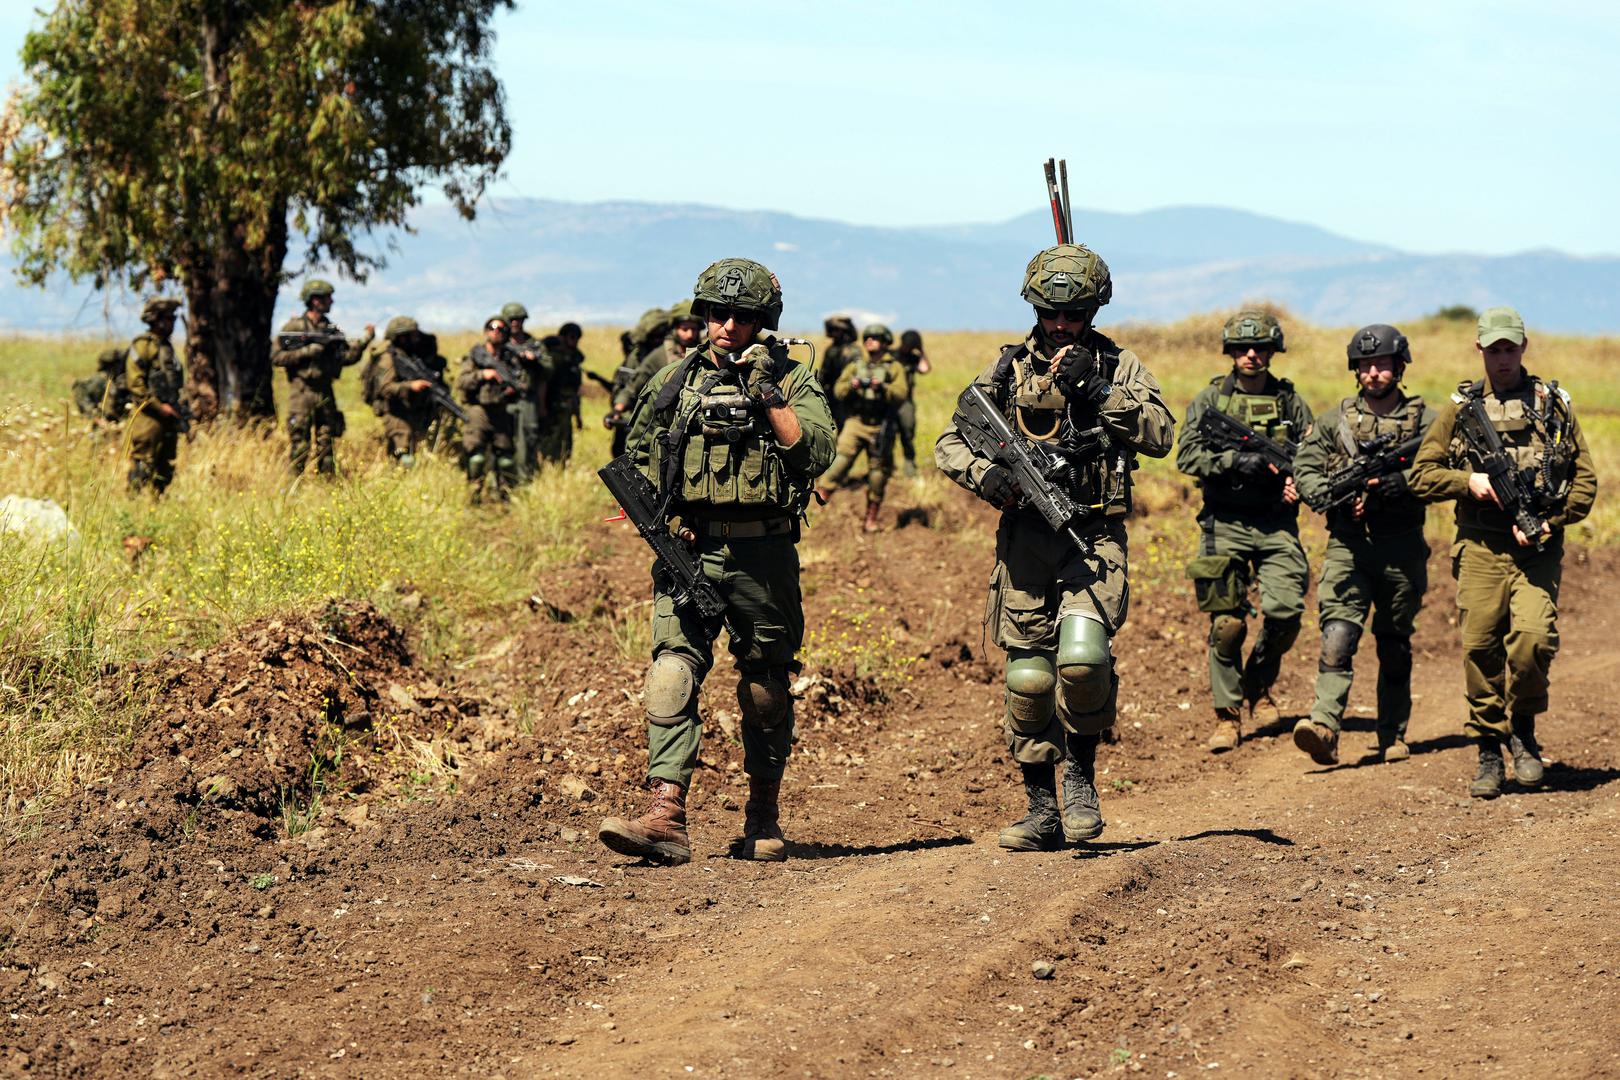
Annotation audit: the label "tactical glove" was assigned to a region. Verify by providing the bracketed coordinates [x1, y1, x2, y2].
[1374, 471, 1411, 500]
[980, 465, 1020, 509]
[1231, 452, 1271, 480]
[741, 347, 786, 408]
[1053, 346, 1111, 404]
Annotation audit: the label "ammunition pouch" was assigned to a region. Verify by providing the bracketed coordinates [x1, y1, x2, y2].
[1186, 554, 1248, 614]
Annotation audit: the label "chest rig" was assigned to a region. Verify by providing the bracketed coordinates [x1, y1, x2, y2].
[1332, 393, 1425, 469]
[136, 334, 183, 405]
[1450, 376, 1576, 503]
[847, 356, 895, 423]
[1213, 372, 1299, 443]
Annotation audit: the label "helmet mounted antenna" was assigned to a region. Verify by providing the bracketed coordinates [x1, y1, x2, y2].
[1059, 158, 1073, 245]
[1043, 158, 1070, 245]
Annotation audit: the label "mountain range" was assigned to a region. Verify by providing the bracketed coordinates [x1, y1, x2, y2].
[6, 199, 1619, 337]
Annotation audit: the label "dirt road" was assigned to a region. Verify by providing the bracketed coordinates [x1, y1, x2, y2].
[4, 493, 1618, 1078]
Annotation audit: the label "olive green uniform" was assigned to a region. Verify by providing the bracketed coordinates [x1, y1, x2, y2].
[457, 343, 521, 500]
[538, 334, 584, 463]
[894, 347, 926, 472]
[271, 314, 371, 477]
[626, 340, 836, 787]
[615, 335, 692, 412]
[506, 334, 551, 480]
[125, 332, 185, 494]
[1409, 374, 1597, 738]
[75, 348, 130, 421]
[1176, 374, 1314, 712]
[1294, 392, 1437, 739]
[936, 329, 1175, 762]
[818, 353, 908, 504]
[371, 343, 446, 462]
[818, 339, 863, 429]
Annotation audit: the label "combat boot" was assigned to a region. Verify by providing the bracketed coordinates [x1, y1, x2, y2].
[862, 502, 882, 534]
[1292, 718, 1340, 767]
[1378, 734, 1411, 763]
[740, 775, 787, 862]
[1469, 736, 1505, 799]
[1508, 715, 1545, 788]
[1206, 706, 1241, 753]
[1060, 759, 1104, 844]
[999, 765, 1063, 851]
[598, 780, 691, 865]
[1247, 691, 1282, 727]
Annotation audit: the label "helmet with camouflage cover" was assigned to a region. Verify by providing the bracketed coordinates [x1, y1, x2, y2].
[300, 279, 335, 303]
[824, 314, 856, 337]
[692, 257, 783, 330]
[862, 324, 894, 345]
[140, 297, 181, 324]
[1346, 323, 1411, 370]
[1222, 310, 1286, 354]
[384, 315, 420, 341]
[1021, 243, 1112, 312]
[500, 302, 529, 322]
[669, 299, 702, 326]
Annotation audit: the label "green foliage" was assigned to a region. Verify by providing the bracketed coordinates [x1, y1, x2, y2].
[1432, 304, 1480, 322]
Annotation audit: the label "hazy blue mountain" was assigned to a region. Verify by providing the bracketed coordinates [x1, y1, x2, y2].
[4, 199, 1617, 338]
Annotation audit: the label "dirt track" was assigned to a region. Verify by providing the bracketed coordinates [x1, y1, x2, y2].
[4, 488, 1619, 1079]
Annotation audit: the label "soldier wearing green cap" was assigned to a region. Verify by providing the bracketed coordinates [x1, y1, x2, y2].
[365, 316, 445, 466]
[1410, 306, 1598, 798]
[457, 316, 522, 502]
[271, 279, 374, 478]
[816, 323, 907, 532]
[538, 321, 587, 463]
[125, 297, 186, 495]
[597, 257, 836, 867]
[936, 243, 1175, 851]
[1291, 324, 1437, 767]
[1175, 310, 1313, 754]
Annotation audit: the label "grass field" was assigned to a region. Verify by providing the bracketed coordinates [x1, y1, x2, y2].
[1, 311, 1612, 820]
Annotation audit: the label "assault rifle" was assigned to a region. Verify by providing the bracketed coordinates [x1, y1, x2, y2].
[1312, 431, 1425, 512]
[598, 453, 726, 621]
[1455, 397, 1554, 549]
[393, 349, 467, 423]
[1195, 408, 1297, 475]
[583, 370, 618, 393]
[481, 345, 525, 399]
[952, 383, 1099, 547]
[276, 328, 349, 352]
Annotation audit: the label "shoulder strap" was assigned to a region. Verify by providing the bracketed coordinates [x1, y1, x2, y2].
[1214, 372, 1238, 414]
[989, 343, 1026, 392]
[651, 353, 701, 414]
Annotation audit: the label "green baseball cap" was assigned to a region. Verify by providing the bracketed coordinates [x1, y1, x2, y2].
[1477, 306, 1525, 346]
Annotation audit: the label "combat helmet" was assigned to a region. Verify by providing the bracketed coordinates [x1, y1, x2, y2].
[668, 299, 703, 326]
[500, 302, 529, 323]
[824, 314, 856, 338]
[384, 316, 420, 341]
[300, 279, 335, 304]
[862, 324, 894, 345]
[1022, 243, 1112, 312]
[140, 297, 181, 325]
[1222, 310, 1286, 354]
[1346, 324, 1411, 370]
[692, 257, 782, 330]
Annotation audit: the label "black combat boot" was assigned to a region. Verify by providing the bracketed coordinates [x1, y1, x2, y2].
[1469, 735, 1505, 800]
[998, 764, 1062, 851]
[1061, 732, 1105, 842]
[1509, 715, 1545, 788]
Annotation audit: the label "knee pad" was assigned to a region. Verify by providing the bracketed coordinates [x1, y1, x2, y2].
[737, 668, 791, 732]
[1319, 619, 1363, 672]
[644, 653, 698, 726]
[1258, 615, 1301, 654]
[1210, 613, 1247, 663]
[1375, 633, 1412, 679]
[496, 455, 517, 471]
[465, 453, 487, 478]
[1004, 650, 1057, 733]
[1057, 612, 1114, 715]
[396, 452, 416, 468]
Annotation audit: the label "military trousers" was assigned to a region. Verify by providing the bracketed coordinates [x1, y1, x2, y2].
[127, 410, 179, 494]
[896, 398, 918, 465]
[819, 415, 894, 503]
[538, 400, 577, 463]
[511, 399, 543, 480]
[380, 414, 429, 462]
[285, 383, 344, 477]
[1451, 529, 1563, 739]
[1309, 527, 1429, 736]
[646, 532, 805, 788]
[461, 404, 518, 500]
[1197, 509, 1309, 710]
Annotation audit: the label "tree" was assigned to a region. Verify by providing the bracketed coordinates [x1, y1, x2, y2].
[0, 0, 512, 419]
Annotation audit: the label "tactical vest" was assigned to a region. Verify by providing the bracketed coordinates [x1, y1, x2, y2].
[280, 316, 349, 386]
[650, 347, 809, 519]
[465, 344, 512, 408]
[846, 355, 897, 423]
[134, 334, 183, 407]
[1213, 372, 1299, 443]
[1329, 393, 1428, 533]
[1448, 376, 1574, 485]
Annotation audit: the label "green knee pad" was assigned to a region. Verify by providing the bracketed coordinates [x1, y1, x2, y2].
[645, 653, 698, 725]
[1058, 612, 1114, 717]
[1210, 613, 1247, 663]
[1004, 649, 1056, 733]
[465, 453, 488, 479]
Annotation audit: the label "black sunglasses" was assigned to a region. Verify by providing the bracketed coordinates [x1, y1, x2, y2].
[1035, 308, 1088, 323]
[709, 306, 761, 325]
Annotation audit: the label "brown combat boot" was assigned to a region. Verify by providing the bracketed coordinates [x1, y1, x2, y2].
[1292, 718, 1340, 766]
[740, 776, 788, 862]
[598, 780, 691, 865]
[1248, 690, 1282, 727]
[862, 501, 882, 534]
[1206, 706, 1241, 753]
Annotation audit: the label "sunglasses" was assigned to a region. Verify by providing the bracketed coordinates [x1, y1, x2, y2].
[1035, 308, 1088, 323]
[709, 307, 761, 325]
[486, 324, 510, 335]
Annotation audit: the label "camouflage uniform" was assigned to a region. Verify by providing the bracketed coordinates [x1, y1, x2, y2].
[1409, 307, 1597, 796]
[368, 319, 446, 465]
[74, 348, 130, 422]
[537, 330, 585, 463]
[457, 341, 521, 501]
[817, 337, 907, 530]
[818, 315, 862, 429]
[608, 306, 675, 456]
[598, 259, 836, 866]
[1175, 312, 1312, 750]
[124, 300, 186, 494]
[271, 297, 372, 478]
[936, 243, 1175, 851]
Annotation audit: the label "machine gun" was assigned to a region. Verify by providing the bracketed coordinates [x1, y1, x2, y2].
[1455, 397, 1557, 549]
[393, 349, 467, 423]
[1195, 408, 1298, 476]
[952, 383, 1099, 548]
[1311, 431, 1425, 512]
[598, 453, 726, 621]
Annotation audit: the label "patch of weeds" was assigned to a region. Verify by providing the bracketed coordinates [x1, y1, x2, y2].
[1109, 1047, 1132, 1066]
[1109, 777, 1137, 793]
[250, 873, 276, 891]
[279, 754, 328, 837]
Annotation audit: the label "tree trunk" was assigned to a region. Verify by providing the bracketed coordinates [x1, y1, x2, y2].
[180, 203, 288, 422]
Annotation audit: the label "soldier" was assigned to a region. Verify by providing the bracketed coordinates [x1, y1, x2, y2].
[73, 347, 131, 425]
[605, 305, 675, 456]
[366, 316, 446, 467]
[1291, 325, 1437, 766]
[538, 321, 586, 463]
[597, 258, 835, 865]
[894, 329, 933, 477]
[457, 316, 522, 502]
[818, 315, 861, 403]
[936, 244, 1174, 850]
[503, 301, 551, 479]
[1409, 307, 1597, 798]
[1175, 311, 1313, 753]
[606, 301, 705, 429]
[124, 297, 187, 495]
[815, 324, 908, 533]
[271, 279, 374, 478]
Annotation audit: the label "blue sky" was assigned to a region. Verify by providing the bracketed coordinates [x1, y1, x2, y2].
[3, 1, 1617, 256]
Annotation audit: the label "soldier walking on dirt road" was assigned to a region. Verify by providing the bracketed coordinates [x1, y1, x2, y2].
[1409, 307, 1597, 798]
[815, 324, 908, 533]
[935, 243, 1174, 851]
[597, 258, 835, 865]
[1175, 311, 1313, 754]
[1291, 325, 1437, 766]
